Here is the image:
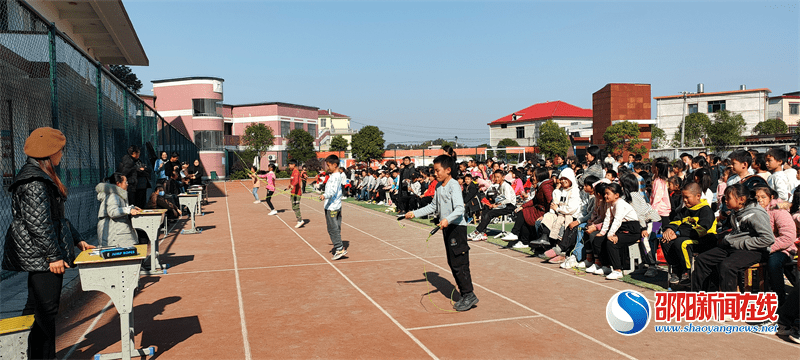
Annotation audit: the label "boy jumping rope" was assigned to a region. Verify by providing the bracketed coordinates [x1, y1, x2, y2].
[319, 155, 347, 260]
[286, 160, 304, 228]
[405, 154, 479, 311]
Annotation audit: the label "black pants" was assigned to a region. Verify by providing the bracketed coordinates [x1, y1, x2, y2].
[662, 235, 716, 276]
[302, 180, 307, 193]
[476, 206, 515, 233]
[558, 224, 580, 253]
[264, 190, 275, 210]
[776, 285, 799, 327]
[517, 220, 538, 245]
[598, 221, 641, 270]
[127, 188, 137, 207]
[510, 212, 525, 235]
[418, 196, 432, 209]
[442, 225, 474, 296]
[134, 188, 148, 208]
[691, 246, 765, 292]
[22, 271, 64, 360]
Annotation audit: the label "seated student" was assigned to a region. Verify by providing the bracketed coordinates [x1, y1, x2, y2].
[671, 160, 688, 186]
[605, 169, 617, 182]
[692, 184, 775, 293]
[165, 166, 184, 202]
[692, 168, 715, 206]
[753, 153, 771, 181]
[405, 173, 423, 210]
[462, 173, 481, 222]
[578, 182, 609, 269]
[388, 169, 401, 208]
[661, 182, 718, 286]
[529, 168, 581, 248]
[620, 172, 660, 249]
[358, 170, 372, 201]
[377, 171, 394, 205]
[589, 182, 641, 280]
[753, 186, 797, 305]
[147, 185, 182, 219]
[503, 168, 554, 248]
[718, 150, 769, 226]
[418, 172, 438, 209]
[667, 176, 683, 219]
[469, 170, 516, 241]
[544, 174, 600, 264]
[367, 171, 380, 202]
[96, 173, 141, 247]
[510, 169, 525, 197]
[765, 148, 790, 202]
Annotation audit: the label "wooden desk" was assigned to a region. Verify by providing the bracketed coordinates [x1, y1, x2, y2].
[75, 245, 154, 360]
[131, 209, 168, 275]
[177, 194, 200, 234]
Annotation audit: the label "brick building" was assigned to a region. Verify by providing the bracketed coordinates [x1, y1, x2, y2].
[592, 83, 653, 156]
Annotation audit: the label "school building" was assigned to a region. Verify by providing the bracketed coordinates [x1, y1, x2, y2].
[487, 101, 593, 148]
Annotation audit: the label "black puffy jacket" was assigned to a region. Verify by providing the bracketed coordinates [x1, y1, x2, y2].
[2, 158, 82, 272]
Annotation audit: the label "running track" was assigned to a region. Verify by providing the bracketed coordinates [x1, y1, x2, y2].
[55, 180, 800, 359]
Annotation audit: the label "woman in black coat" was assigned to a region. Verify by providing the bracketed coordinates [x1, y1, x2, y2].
[2, 127, 94, 359]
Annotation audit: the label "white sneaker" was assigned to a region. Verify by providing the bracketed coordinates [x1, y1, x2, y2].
[254, 200, 261, 204]
[502, 233, 519, 241]
[268, 210, 278, 216]
[295, 220, 304, 228]
[342, 197, 348, 200]
[512, 242, 529, 249]
[377, 201, 384, 205]
[576, 260, 589, 269]
[585, 264, 599, 273]
[606, 270, 624, 280]
[561, 255, 577, 269]
[593, 266, 611, 276]
[472, 233, 487, 241]
[468, 231, 480, 240]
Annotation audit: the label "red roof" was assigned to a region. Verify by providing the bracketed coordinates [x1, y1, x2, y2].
[488, 101, 592, 126]
[319, 109, 349, 118]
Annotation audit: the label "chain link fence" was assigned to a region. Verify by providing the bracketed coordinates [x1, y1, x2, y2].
[0, 0, 198, 265]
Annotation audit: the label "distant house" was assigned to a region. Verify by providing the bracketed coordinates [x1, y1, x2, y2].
[655, 86, 771, 142]
[487, 101, 593, 147]
[768, 91, 800, 129]
[318, 109, 356, 156]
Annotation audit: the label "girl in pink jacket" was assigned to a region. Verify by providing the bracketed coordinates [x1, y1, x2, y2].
[258, 164, 278, 215]
[755, 186, 797, 305]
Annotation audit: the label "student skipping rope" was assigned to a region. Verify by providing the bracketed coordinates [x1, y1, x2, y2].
[233, 152, 322, 202]
[397, 216, 458, 313]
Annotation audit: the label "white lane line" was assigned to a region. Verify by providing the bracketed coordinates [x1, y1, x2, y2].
[235, 182, 438, 359]
[62, 300, 113, 360]
[294, 200, 637, 360]
[224, 182, 252, 360]
[338, 198, 800, 349]
[272, 213, 440, 360]
[406, 315, 542, 331]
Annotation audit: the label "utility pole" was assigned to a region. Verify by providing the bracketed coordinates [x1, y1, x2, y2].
[680, 91, 689, 148]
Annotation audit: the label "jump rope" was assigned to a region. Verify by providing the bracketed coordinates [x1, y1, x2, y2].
[239, 154, 458, 312]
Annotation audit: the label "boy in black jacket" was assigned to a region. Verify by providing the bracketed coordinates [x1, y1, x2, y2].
[661, 183, 717, 286]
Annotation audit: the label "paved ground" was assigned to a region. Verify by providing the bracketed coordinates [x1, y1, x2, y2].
[53, 180, 800, 359]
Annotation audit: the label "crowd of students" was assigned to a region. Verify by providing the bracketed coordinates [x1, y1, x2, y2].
[314, 145, 799, 340]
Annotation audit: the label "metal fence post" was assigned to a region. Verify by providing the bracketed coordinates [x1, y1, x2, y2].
[97, 66, 105, 178]
[48, 23, 58, 129]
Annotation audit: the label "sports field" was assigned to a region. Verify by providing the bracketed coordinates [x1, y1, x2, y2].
[55, 180, 799, 359]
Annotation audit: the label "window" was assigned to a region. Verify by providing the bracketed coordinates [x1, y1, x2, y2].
[516, 126, 525, 139]
[708, 100, 726, 113]
[224, 123, 232, 136]
[790, 103, 799, 115]
[688, 104, 698, 114]
[321, 119, 326, 128]
[294, 122, 304, 130]
[192, 99, 221, 117]
[500, 124, 507, 129]
[281, 121, 291, 136]
[308, 124, 316, 136]
[193, 130, 223, 151]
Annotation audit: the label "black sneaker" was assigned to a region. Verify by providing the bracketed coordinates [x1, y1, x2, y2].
[668, 273, 680, 285]
[453, 292, 479, 311]
[678, 273, 691, 286]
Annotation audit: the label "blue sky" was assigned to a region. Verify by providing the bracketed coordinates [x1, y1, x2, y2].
[126, 1, 799, 146]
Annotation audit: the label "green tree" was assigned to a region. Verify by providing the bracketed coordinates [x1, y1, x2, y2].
[286, 129, 316, 163]
[351, 125, 385, 162]
[650, 125, 667, 149]
[753, 118, 788, 135]
[109, 65, 143, 93]
[671, 113, 711, 147]
[330, 135, 349, 152]
[495, 138, 520, 160]
[604, 121, 646, 156]
[705, 110, 746, 152]
[241, 123, 275, 158]
[537, 119, 570, 158]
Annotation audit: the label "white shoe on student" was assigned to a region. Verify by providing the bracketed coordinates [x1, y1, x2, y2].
[268, 210, 278, 216]
[561, 255, 577, 269]
[253, 200, 261, 204]
[502, 233, 519, 241]
[593, 266, 611, 276]
[377, 201, 384, 205]
[468, 231, 479, 240]
[512, 242, 529, 249]
[295, 220, 304, 228]
[585, 264, 599, 273]
[606, 270, 624, 280]
[576, 260, 589, 269]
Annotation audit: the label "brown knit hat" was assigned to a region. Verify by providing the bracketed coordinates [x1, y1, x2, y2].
[24, 127, 66, 158]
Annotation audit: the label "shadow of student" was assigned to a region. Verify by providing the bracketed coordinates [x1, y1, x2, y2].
[63, 296, 201, 360]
